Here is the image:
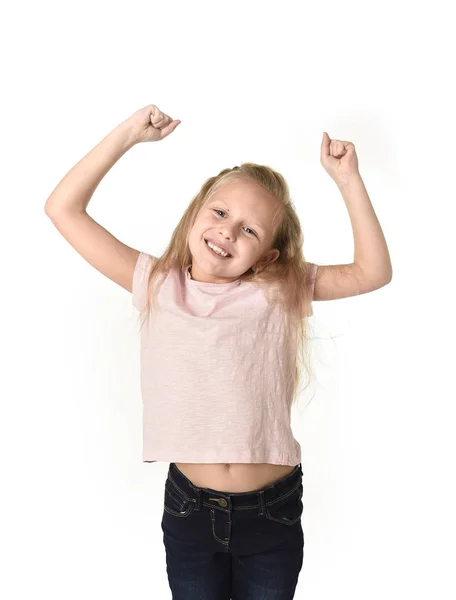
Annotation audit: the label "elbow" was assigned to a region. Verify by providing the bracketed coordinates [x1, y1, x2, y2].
[379, 271, 393, 288]
[44, 198, 56, 217]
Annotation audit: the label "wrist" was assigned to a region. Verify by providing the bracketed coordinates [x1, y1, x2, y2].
[114, 120, 140, 150]
[335, 173, 363, 191]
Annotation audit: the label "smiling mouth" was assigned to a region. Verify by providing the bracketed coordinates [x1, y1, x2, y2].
[204, 239, 232, 258]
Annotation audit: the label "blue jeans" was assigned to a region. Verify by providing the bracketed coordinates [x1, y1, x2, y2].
[161, 462, 304, 599]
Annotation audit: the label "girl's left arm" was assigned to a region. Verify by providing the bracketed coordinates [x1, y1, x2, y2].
[311, 134, 393, 302]
[337, 173, 393, 285]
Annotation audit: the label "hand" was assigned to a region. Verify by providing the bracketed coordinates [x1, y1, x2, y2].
[320, 132, 360, 184]
[125, 104, 181, 144]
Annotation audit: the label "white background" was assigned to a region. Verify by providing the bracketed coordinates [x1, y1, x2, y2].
[1, 0, 454, 598]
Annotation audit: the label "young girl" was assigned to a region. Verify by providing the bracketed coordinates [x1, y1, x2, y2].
[45, 104, 392, 599]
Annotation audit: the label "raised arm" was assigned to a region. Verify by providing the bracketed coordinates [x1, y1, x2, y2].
[45, 121, 140, 291]
[313, 134, 393, 302]
[44, 105, 180, 293]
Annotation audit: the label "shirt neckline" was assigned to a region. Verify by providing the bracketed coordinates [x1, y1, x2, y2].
[184, 265, 241, 290]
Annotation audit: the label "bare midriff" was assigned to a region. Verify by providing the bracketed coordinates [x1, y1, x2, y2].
[174, 462, 296, 493]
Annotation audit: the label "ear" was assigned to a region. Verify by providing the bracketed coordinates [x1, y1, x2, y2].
[256, 248, 280, 270]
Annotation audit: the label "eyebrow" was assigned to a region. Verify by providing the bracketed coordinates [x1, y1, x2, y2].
[208, 202, 266, 232]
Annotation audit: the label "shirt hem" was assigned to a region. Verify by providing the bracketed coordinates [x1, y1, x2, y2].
[142, 450, 301, 466]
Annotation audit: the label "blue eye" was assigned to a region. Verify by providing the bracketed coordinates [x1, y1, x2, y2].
[213, 209, 257, 236]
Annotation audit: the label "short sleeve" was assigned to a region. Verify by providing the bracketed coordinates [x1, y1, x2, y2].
[306, 263, 319, 317]
[132, 252, 158, 312]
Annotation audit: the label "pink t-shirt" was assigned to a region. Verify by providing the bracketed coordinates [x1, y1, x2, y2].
[132, 252, 318, 466]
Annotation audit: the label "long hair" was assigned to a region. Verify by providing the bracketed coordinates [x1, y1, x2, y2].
[137, 163, 316, 407]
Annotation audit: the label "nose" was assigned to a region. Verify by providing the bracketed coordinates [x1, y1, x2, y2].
[220, 226, 236, 240]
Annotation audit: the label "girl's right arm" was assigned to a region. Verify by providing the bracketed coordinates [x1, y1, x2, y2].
[44, 105, 180, 293]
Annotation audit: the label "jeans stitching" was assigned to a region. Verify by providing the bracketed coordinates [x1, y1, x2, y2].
[167, 467, 302, 511]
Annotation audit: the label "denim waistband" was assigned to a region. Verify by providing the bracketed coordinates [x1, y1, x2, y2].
[167, 462, 303, 512]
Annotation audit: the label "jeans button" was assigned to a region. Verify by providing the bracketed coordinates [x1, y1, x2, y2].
[209, 497, 228, 508]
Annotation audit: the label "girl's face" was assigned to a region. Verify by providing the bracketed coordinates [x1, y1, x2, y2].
[187, 179, 281, 284]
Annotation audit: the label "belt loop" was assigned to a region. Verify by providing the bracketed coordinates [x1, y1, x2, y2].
[257, 490, 266, 516]
[194, 487, 202, 511]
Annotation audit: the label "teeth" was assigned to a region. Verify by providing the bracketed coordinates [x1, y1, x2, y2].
[207, 240, 229, 257]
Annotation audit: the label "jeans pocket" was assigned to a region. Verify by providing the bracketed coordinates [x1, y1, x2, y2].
[163, 478, 195, 518]
[265, 483, 303, 526]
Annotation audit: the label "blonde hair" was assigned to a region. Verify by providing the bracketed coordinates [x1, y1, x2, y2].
[137, 163, 316, 407]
